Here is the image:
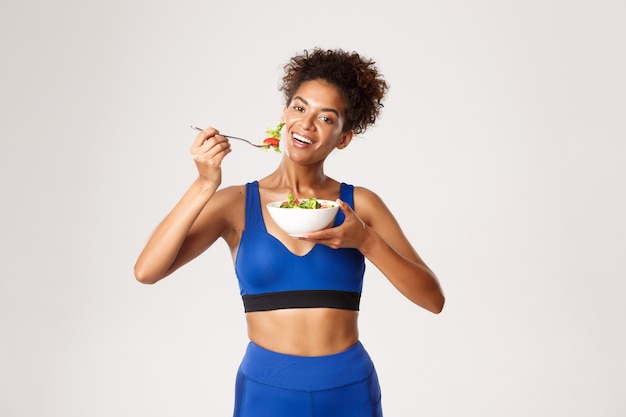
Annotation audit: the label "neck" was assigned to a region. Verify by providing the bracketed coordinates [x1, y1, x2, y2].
[283, 163, 327, 192]
[263, 159, 332, 198]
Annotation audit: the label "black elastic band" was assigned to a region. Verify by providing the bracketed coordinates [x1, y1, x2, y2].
[242, 290, 361, 312]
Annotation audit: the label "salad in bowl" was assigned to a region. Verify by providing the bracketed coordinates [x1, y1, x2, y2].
[267, 194, 339, 236]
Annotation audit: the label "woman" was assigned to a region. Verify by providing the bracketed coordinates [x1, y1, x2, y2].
[134, 48, 444, 417]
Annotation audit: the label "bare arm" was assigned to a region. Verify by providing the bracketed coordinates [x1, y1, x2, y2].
[133, 127, 232, 284]
[302, 188, 445, 313]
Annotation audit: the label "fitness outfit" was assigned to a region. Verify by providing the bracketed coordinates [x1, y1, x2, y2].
[232, 181, 383, 417]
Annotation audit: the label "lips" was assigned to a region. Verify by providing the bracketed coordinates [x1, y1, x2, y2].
[293, 133, 313, 145]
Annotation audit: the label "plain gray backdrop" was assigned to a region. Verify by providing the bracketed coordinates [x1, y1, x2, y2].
[1, 0, 624, 416]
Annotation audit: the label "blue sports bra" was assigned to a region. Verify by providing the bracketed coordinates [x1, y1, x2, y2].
[235, 181, 365, 312]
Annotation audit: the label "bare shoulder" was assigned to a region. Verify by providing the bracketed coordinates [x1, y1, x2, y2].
[187, 184, 248, 250]
[196, 184, 246, 229]
[352, 186, 401, 230]
[352, 186, 420, 260]
[352, 186, 389, 213]
[213, 184, 246, 204]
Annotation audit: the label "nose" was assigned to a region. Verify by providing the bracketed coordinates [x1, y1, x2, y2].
[300, 114, 315, 130]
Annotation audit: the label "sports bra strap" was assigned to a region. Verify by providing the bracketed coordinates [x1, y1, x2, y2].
[244, 181, 266, 232]
[335, 182, 353, 226]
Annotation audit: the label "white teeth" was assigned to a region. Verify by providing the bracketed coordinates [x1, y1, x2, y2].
[293, 133, 312, 144]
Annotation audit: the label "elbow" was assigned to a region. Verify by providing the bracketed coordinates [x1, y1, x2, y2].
[423, 292, 445, 314]
[431, 295, 445, 314]
[425, 278, 445, 314]
[133, 263, 160, 285]
[411, 292, 445, 314]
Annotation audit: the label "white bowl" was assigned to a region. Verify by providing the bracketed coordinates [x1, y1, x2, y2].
[266, 199, 339, 236]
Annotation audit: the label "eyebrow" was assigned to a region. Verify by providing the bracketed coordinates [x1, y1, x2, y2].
[293, 96, 340, 117]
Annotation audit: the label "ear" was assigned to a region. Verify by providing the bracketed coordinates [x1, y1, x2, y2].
[281, 106, 288, 122]
[336, 130, 354, 150]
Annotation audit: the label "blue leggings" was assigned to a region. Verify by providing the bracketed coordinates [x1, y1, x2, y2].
[233, 341, 383, 417]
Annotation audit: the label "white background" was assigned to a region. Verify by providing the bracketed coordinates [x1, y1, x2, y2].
[1, 0, 624, 416]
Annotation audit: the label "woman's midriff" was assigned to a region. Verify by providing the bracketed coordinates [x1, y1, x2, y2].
[245, 308, 359, 356]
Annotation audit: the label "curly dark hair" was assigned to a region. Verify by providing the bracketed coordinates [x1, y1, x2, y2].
[279, 48, 389, 135]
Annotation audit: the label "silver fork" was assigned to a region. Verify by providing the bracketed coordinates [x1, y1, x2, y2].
[190, 125, 265, 148]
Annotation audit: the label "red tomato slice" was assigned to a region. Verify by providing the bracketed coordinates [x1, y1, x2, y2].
[263, 138, 279, 147]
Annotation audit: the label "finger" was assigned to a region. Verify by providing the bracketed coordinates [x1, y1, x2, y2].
[208, 145, 232, 168]
[199, 134, 229, 151]
[206, 140, 232, 159]
[194, 140, 232, 163]
[193, 136, 230, 160]
[336, 198, 353, 216]
[299, 225, 337, 242]
[191, 126, 219, 149]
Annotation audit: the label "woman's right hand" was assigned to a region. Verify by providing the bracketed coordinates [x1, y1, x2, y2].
[134, 127, 232, 284]
[191, 126, 232, 189]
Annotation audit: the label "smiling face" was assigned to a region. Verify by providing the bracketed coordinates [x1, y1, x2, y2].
[281, 79, 353, 163]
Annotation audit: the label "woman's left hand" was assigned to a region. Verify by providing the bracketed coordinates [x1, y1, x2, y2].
[297, 199, 370, 250]
[300, 191, 445, 313]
